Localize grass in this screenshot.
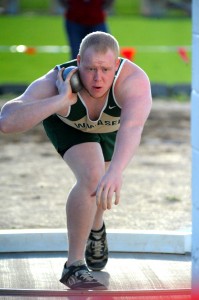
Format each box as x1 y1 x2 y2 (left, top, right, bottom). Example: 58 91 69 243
0 12 191 85
110 16 191 84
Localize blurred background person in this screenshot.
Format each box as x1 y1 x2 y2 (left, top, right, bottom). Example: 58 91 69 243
58 0 115 59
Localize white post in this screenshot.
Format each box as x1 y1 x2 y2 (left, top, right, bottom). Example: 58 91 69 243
191 0 199 298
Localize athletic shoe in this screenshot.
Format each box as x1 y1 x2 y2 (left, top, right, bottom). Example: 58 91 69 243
60 260 106 290
85 223 108 271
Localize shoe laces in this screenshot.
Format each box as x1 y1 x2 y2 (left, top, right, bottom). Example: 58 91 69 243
90 238 105 257
77 269 94 282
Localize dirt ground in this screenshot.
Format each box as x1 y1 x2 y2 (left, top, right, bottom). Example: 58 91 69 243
0 99 191 231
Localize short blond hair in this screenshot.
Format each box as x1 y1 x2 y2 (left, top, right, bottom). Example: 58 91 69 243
79 31 119 58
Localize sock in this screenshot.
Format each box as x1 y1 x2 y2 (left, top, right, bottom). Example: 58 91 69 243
72 260 85 267
66 260 85 268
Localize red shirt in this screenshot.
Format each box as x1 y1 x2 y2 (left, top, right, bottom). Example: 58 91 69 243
64 0 107 25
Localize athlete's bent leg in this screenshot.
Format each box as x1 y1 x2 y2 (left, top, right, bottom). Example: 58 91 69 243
63 142 105 267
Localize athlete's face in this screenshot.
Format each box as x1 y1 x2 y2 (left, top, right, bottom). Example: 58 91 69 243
77 47 120 99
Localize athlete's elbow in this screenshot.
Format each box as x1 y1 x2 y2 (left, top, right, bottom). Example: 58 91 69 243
0 119 9 133
0 116 14 134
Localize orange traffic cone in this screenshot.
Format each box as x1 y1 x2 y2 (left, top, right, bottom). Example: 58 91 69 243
120 47 136 61
177 47 189 63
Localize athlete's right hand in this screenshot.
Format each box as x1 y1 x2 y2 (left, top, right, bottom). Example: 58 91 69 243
56 68 78 114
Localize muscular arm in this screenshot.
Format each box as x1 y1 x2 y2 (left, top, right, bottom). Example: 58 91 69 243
110 72 152 173
96 63 152 209
0 68 76 133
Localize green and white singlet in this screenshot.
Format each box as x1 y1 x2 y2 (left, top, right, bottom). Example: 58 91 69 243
43 58 126 160
56 58 125 133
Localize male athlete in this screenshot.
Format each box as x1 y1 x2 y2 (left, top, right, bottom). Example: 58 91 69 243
0 32 152 290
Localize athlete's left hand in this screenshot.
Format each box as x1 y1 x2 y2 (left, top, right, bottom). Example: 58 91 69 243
95 170 122 210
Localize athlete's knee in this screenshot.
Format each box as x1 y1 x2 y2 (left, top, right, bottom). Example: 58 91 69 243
82 164 105 190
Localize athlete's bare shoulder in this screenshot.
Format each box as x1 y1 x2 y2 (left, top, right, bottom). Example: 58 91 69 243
116 59 149 87
114 59 151 107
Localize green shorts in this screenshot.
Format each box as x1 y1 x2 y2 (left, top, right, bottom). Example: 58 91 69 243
43 114 117 161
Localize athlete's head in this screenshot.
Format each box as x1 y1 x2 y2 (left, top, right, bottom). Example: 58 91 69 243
78 31 120 59
77 32 120 99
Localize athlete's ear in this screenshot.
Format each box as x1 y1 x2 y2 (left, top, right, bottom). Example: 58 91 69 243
77 54 81 67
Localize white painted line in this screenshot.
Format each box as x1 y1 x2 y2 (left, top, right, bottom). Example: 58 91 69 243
0 45 192 53
0 229 191 254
